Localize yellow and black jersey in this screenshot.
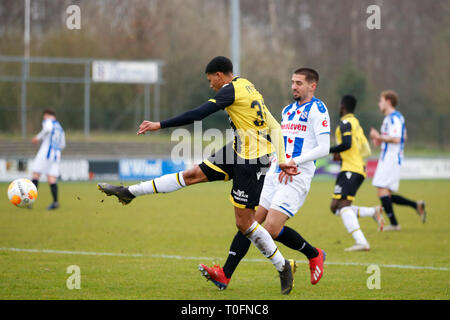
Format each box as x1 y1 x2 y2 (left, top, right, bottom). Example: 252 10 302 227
160 76 285 164
209 77 285 162
331 113 371 177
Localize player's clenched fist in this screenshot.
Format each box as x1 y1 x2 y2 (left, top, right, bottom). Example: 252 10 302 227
137 120 161 135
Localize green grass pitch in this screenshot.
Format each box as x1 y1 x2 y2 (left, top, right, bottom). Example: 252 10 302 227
0 179 449 300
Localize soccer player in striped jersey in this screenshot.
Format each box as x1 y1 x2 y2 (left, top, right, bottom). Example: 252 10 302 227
98 56 299 294
370 90 426 231
199 68 329 290
329 95 384 252
31 109 66 210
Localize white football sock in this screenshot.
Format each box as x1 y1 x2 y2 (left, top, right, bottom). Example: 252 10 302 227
244 221 286 272
128 172 186 196
340 206 369 246
351 206 376 218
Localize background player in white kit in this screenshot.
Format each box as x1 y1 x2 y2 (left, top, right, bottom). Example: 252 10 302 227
199 68 330 289
31 109 66 210
370 91 426 231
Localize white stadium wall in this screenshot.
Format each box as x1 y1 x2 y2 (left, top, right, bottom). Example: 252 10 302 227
0 158 449 182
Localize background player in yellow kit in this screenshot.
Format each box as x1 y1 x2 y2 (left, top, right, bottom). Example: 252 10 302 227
330 95 385 252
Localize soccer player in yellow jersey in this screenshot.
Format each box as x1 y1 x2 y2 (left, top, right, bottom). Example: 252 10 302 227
329 95 385 252
98 56 298 294
200 68 329 291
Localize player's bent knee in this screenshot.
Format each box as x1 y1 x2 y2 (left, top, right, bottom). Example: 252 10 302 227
234 211 255 234
235 220 250 234
337 199 352 209
182 165 208 185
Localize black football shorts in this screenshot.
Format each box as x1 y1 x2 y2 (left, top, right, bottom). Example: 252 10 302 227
199 142 270 209
332 171 365 201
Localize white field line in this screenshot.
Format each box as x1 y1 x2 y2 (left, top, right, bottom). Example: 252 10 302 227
1 247 449 272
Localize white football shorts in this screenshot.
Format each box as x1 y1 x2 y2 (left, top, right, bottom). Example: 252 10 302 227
31 156 60 177
259 171 312 218
372 157 401 192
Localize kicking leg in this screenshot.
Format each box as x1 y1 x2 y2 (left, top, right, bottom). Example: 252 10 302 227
128 164 205 195
98 164 207 205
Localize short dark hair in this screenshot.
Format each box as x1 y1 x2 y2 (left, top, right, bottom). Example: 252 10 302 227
381 90 399 107
341 95 357 113
294 68 319 84
43 108 56 117
205 56 233 74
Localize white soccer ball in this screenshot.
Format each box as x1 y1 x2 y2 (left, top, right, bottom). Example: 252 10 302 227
7 178 38 208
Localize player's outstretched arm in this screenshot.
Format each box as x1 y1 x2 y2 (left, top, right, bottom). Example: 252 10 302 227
293 133 330 166
136 101 222 135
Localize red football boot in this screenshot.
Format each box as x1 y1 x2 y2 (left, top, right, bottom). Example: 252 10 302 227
309 248 326 285
198 264 230 290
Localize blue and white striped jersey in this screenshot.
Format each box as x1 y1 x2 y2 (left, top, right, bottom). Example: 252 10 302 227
379 110 405 165
35 119 66 162
270 96 330 174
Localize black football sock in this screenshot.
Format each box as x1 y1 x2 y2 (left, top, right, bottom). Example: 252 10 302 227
380 195 398 226
391 194 417 209
50 183 58 203
275 226 319 259
222 231 251 279
32 179 39 189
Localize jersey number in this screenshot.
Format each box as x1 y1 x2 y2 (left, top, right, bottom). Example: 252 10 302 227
251 100 266 126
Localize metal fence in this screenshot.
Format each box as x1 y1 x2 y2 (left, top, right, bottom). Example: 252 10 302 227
0 55 164 137
0 55 449 151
